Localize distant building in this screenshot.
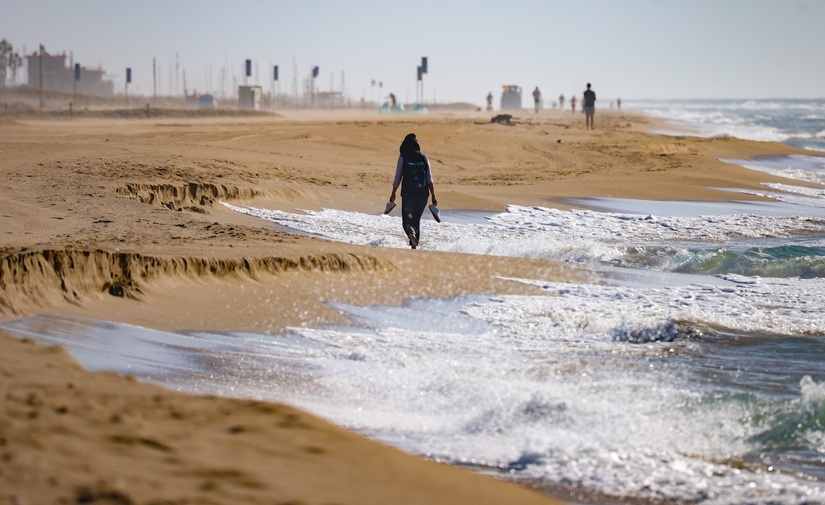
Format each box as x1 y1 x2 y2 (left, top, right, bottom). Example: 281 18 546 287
315 91 346 108
238 85 263 110
25 51 114 96
198 94 217 109
500 84 522 110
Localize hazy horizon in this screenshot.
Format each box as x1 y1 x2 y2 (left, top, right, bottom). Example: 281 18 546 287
2 0 824 106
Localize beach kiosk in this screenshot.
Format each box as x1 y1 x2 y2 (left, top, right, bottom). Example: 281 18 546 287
238 85 263 110
500 84 522 110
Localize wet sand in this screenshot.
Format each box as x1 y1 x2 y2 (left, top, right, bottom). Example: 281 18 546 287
1 105 820 505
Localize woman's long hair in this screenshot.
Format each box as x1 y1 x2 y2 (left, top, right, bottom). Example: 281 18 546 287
399 133 420 159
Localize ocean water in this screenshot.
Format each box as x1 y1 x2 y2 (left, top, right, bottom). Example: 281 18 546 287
627 98 825 152
5 102 825 504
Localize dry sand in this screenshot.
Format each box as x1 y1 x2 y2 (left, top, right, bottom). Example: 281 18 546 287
1 105 820 505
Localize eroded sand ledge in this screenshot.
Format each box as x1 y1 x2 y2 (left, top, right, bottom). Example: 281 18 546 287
1 108 822 505
0 248 389 315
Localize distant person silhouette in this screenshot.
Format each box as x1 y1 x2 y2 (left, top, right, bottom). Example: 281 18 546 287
532 86 542 113
570 96 576 113
583 83 596 129
559 93 565 110
617 97 622 111
487 91 493 111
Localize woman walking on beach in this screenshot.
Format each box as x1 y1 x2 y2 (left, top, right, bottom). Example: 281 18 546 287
389 133 437 249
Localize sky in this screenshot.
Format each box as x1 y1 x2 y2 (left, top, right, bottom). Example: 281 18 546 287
2 0 824 106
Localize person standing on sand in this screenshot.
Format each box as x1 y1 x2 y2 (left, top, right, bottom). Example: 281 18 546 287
583 82 596 129
559 93 565 110
389 133 437 249
486 91 493 110
571 95 576 113
532 86 542 113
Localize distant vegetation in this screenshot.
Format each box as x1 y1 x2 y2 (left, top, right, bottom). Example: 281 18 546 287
0 39 24 90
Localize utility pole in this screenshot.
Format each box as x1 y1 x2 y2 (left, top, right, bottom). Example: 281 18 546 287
38 44 44 109
418 56 428 105
175 53 179 96
72 63 79 119
340 71 346 108
73 63 79 99
311 66 319 107
152 57 157 104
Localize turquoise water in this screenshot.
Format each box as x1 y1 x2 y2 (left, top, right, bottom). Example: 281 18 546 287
600 239 825 278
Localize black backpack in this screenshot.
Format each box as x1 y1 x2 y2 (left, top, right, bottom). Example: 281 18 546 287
401 154 429 196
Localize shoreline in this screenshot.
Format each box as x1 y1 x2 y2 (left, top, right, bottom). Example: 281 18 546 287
1 107 822 505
